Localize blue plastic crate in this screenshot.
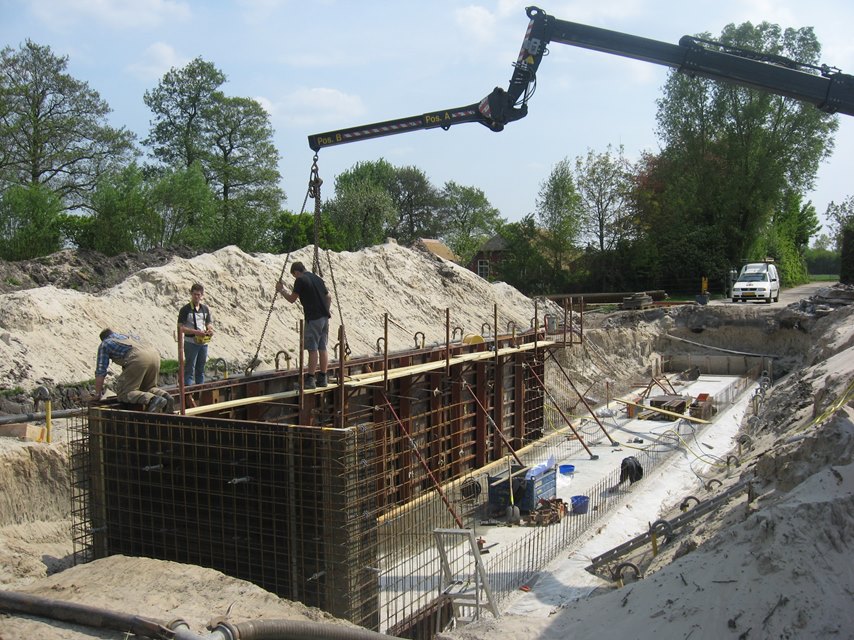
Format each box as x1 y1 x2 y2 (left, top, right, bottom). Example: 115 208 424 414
488 465 557 512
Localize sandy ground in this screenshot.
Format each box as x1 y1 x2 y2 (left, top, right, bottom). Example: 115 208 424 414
0 244 852 639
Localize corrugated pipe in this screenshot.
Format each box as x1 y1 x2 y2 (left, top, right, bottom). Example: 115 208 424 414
0 589 405 640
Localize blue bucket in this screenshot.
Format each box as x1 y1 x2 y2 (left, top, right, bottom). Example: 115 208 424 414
571 495 590 514
559 464 575 476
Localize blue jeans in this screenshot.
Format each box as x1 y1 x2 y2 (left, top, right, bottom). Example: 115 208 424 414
183 339 208 386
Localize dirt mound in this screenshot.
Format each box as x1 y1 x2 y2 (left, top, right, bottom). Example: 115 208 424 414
0 247 202 295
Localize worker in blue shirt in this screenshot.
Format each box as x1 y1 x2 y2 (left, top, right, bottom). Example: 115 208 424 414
94 328 172 412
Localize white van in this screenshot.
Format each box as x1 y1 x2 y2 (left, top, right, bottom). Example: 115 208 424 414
732 262 780 303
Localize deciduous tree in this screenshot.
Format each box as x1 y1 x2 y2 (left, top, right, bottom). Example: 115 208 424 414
647 21 837 286
0 183 63 260
0 41 136 211
438 181 503 264
143 57 225 171
536 158 581 274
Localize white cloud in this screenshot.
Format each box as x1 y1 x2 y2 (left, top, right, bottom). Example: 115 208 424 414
126 42 189 80
455 5 499 44
274 87 366 127
254 95 275 116
28 0 191 30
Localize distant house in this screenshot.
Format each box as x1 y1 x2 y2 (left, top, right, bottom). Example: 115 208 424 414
468 234 507 280
414 238 461 263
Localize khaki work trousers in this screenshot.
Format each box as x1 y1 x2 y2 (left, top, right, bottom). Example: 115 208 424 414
114 346 167 408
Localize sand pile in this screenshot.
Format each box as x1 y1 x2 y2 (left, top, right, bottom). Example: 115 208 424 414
0 243 554 394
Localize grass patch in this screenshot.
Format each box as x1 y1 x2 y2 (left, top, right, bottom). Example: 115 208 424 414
809 274 838 282
0 386 25 398
160 359 180 375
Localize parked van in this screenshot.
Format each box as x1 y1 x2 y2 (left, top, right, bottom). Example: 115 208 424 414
732 262 780 303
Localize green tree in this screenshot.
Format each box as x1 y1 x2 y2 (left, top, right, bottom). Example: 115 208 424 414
143 57 225 171
0 40 136 210
330 159 440 247
149 163 216 248
269 211 341 253
825 196 854 252
205 94 283 250
86 165 161 255
438 181 503 264
648 21 837 285
574 145 636 290
536 158 581 275
811 234 832 251
804 244 839 275
749 192 819 286
324 182 396 251
387 165 441 244
0 183 63 260
334 159 397 195
496 216 554 295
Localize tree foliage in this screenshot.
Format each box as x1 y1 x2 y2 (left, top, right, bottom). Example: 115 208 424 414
0 183 63 260
535 158 581 274
144 58 283 251
438 181 502 264
496 216 555 295
269 211 342 254
143 57 225 171
635 21 838 290
0 40 136 211
150 163 217 249
329 159 443 249
324 181 397 251
574 145 636 290
386 165 442 244
84 165 162 255
825 195 854 252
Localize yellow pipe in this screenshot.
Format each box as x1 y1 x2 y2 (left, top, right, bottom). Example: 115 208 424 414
45 399 52 443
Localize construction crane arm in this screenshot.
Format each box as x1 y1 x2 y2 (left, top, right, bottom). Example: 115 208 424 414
525 6 854 117
308 6 854 151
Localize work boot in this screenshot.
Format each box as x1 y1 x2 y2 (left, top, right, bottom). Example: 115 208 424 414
304 374 316 390
146 396 168 413
315 372 328 387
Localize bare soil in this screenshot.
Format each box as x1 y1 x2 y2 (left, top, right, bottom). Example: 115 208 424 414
0 246 852 640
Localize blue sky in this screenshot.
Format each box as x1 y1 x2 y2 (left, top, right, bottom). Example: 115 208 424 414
3 0 853 236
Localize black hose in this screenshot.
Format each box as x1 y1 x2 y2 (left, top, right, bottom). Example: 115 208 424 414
0 589 169 637
229 618 406 639
0 589 407 640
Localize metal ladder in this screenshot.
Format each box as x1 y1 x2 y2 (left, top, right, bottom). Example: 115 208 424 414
433 528 499 630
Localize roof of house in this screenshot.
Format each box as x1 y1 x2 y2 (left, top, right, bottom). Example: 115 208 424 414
477 234 508 252
416 238 461 263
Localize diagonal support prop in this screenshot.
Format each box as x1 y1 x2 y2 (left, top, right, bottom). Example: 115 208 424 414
525 364 599 460
381 391 465 529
